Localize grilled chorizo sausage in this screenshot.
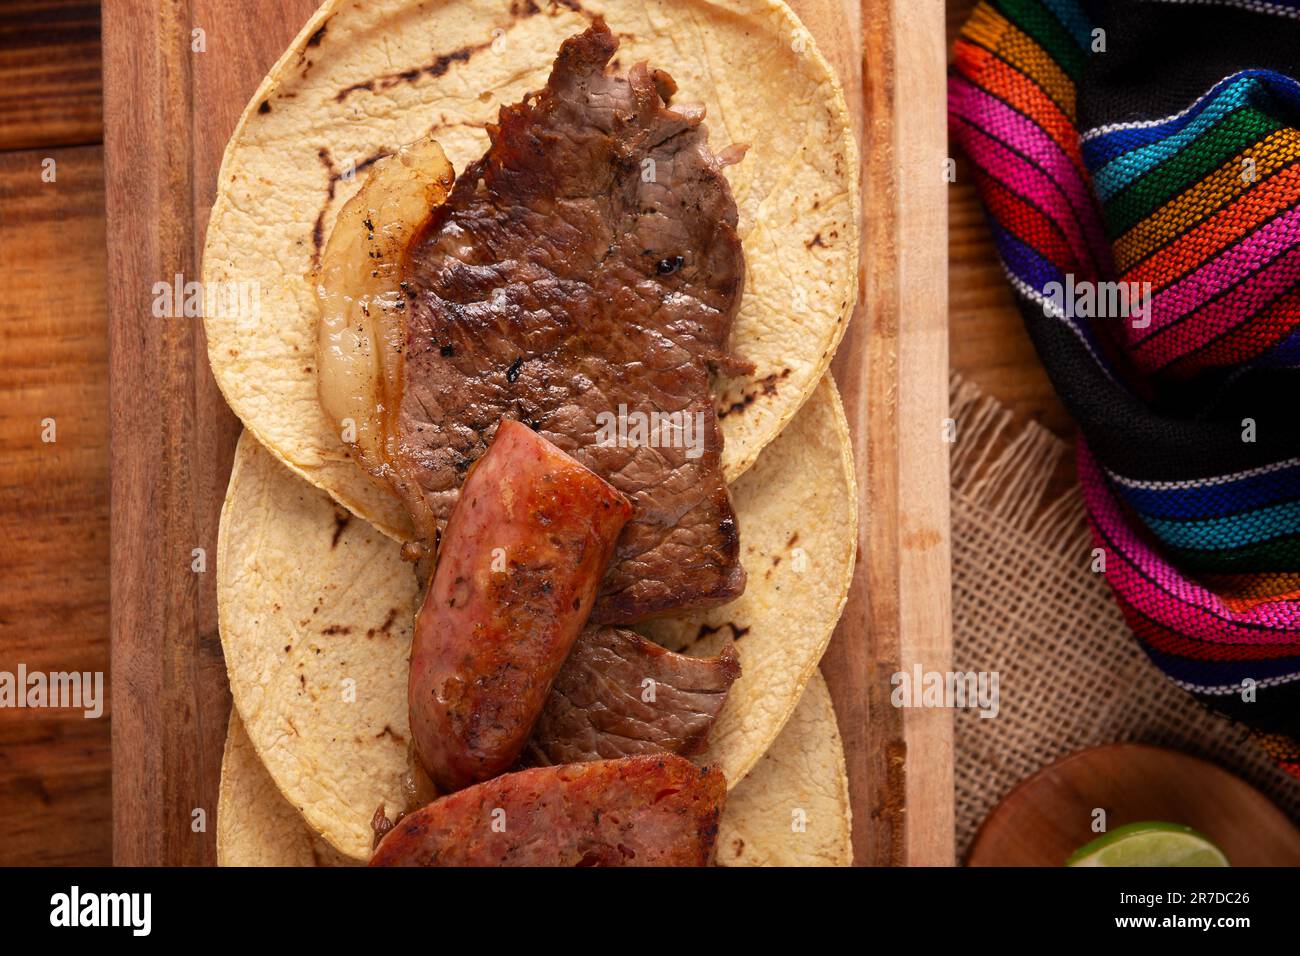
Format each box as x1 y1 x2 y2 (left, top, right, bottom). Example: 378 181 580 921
409 418 632 791
370 754 725 866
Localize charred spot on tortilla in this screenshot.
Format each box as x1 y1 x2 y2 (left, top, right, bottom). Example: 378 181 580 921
696 621 751 643
717 368 793 419
330 504 351 547
365 607 401 639
335 43 489 103
376 724 404 744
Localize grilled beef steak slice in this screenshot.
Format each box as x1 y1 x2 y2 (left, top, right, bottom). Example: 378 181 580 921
527 626 740 765
370 755 725 867
398 19 748 624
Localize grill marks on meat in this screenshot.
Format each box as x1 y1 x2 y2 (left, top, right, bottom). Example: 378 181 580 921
369 755 725 867
528 626 740 765
398 19 748 624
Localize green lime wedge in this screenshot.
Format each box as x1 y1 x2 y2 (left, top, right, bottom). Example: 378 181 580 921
1066 822 1230 867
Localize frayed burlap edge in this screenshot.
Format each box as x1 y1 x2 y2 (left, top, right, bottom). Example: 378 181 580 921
950 373 1300 859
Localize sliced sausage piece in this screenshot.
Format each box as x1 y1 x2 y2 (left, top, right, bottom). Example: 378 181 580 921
409 418 632 792
370 754 725 866
525 626 740 765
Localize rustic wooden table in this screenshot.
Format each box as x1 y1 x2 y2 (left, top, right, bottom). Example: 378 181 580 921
0 0 110 865
0 0 1061 865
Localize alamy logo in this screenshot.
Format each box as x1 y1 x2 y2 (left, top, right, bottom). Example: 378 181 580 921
1041 274 1152 329
890 665 1000 718
50 886 151 936
0 665 103 718
151 273 260 320
594 405 707 460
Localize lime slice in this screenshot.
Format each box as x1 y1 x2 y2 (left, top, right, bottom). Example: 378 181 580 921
1067 822 1230 867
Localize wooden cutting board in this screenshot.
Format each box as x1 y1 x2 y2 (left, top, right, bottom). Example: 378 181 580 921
968 744 1300 866
103 0 950 865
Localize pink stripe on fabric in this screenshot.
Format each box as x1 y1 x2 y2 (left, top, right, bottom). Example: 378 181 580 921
1133 205 1300 340
950 78 1096 204
955 116 1108 278
1131 241 1300 369
1077 440 1300 638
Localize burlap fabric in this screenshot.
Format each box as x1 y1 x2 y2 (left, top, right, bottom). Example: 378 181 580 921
951 375 1300 859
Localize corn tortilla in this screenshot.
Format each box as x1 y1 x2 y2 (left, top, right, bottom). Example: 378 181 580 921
217 374 855 858
202 0 859 541
218 672 851 866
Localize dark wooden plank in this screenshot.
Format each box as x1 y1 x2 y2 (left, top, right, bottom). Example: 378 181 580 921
0 1 102 151
104 0 222 867
104 0 323 866
0 145 111 865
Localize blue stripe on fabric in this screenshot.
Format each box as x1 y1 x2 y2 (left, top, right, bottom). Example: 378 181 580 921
1143 643 1300 689
1115 460 1300 519
988 218 1070 291
1250 323 1300 368
1140 498 1300 552
1093 81 1261 200
1082 70 1300 169
988 219 1117 374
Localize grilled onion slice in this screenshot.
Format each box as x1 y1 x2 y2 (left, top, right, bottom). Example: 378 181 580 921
313 135 453 546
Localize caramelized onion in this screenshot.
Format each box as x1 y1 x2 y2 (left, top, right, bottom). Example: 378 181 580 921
313 135 453 544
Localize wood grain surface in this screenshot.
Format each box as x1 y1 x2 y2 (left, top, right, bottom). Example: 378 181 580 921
0 145 111 866
97 0 955 865
968 744 1300 867
103 0 300 868
0 0 110 868
827 0 953 865
0 1 103 151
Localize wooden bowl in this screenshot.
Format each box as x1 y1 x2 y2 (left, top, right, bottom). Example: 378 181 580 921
967 743 1300 866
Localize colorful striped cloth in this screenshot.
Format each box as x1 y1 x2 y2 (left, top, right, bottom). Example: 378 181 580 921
951 0 1300 778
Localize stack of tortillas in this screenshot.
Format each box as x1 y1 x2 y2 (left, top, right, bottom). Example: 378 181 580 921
205 0 860 866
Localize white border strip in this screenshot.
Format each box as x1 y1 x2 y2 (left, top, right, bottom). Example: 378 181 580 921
1081 70 1252 142
1173 668 1300 695
1003 268 1121 385
1146 0 1300 22
1106 456 1300 491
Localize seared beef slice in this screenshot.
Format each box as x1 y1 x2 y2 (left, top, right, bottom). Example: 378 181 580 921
399 20 747 623
530 626 740 764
